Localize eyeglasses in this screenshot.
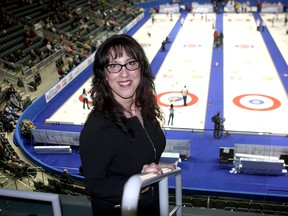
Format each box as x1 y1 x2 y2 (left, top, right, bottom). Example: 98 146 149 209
106 61 140 73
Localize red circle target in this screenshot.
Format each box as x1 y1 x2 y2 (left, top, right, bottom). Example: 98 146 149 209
233 94 281 111
156 91 198 107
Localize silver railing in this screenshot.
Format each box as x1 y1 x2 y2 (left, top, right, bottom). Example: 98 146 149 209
121 167 182 216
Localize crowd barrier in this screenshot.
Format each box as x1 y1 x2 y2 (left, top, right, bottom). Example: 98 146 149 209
34 146 72 154
231 144 288 176
261 2 284 13
159 3 180 13
192 3 213 13
31 129 190 162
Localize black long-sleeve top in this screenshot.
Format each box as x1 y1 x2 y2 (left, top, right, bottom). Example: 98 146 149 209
79 111 166 215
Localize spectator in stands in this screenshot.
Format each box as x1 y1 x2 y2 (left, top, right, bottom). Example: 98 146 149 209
17 78 24 88
43 35 49 46
84 39 92 52
46 41 54 54
3 101 20 119
57 66 67 77
73 55 81 66
27 59 35 68
59 34 65 43
60 169 74 185
0 109 16 125
93 19 101 28
9 94 22 111
30 49 38 61
28 27 36 37
52 36 58 44
0 111 15 133
80 21 90 32
22 96 32 110
65 32 72 41
67 43 73 53
7 53 17 63
73 31 83 43
68 58 75 71
16 49 25 60
0 143 8 161
24 37 31 47
7 155 27 171
34 73 42 86
39 51 47 60
79 34 175 215
5 84 17 101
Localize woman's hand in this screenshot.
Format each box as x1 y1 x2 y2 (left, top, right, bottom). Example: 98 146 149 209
140 162 176 194
140 162 162 194
141 162 163 175
159 162 176 170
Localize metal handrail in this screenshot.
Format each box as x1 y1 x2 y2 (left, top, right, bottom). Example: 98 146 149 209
121 167 182 216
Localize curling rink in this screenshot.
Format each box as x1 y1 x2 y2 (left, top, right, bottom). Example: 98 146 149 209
45 12 288 135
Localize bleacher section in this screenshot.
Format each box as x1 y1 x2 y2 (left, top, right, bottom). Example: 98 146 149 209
0 133 37 179
0 0 143 88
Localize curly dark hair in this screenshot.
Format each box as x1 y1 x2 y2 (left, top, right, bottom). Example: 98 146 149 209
89 34 164 133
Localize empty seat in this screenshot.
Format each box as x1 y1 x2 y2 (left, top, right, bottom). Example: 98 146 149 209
274 204 287 215
213 200 226 209
169 195 175 205
262 203 275 214
191 197 203 208
249 202 262 213
225 200 238 211
182 196 192 207
237 201 250 212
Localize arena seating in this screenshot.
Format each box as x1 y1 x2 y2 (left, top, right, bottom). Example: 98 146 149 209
0 0 141 87
0 133 37 179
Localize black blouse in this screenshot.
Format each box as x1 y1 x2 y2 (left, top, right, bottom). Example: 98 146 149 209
79 111 165 215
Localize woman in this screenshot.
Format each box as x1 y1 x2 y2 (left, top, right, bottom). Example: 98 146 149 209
79 34 174 215
82 88 89 109
167 104 174 126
